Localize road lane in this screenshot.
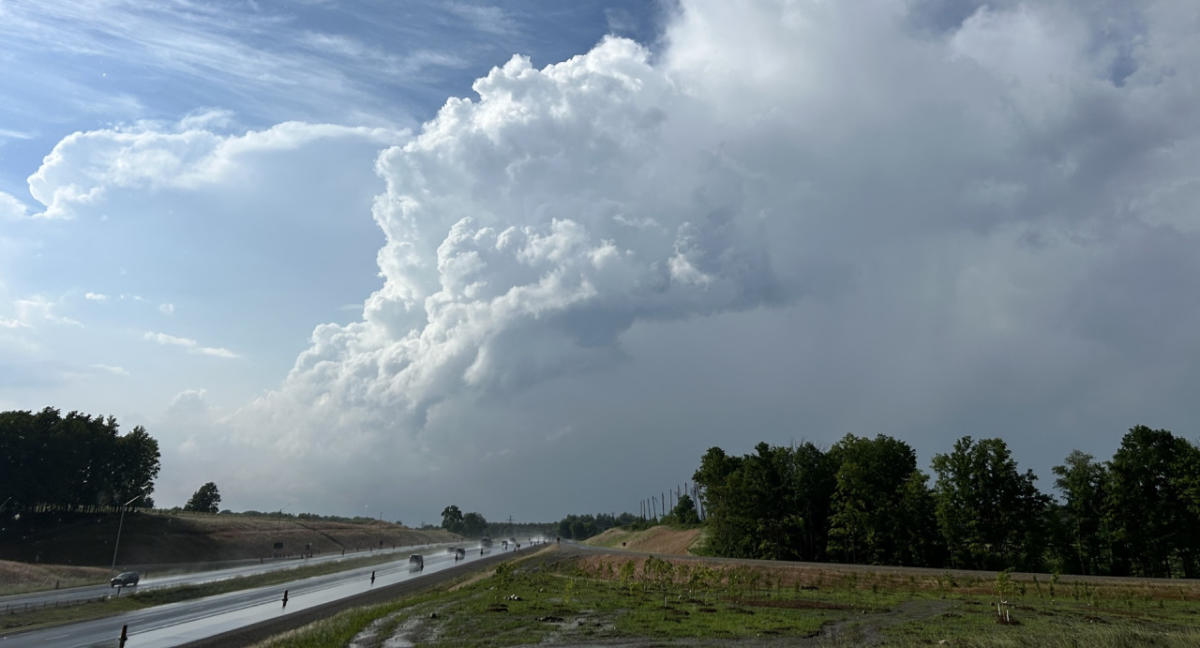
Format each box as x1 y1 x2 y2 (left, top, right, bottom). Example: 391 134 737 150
1 543 543 648
0 543 448 610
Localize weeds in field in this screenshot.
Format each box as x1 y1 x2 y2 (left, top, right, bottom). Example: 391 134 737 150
251 551 1200 647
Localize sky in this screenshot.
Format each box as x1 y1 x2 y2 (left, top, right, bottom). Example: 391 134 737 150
2 0 1199 526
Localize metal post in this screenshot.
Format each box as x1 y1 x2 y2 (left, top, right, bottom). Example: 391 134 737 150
110 495 142 571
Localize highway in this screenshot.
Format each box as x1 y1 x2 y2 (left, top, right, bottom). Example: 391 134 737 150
1 542 540 647
0 543 444 610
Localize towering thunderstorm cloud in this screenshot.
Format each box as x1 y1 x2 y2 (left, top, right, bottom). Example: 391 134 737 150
94 0 1196 516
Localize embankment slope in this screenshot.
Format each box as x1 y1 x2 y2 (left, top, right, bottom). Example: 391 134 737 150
0 511 459 567
584 525 704 555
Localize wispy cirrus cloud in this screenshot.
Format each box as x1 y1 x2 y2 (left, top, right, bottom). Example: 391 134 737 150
14 296 82 328
143 330 239 359
90 363 130 376
0 128 35 140
443 3 519 36
84 292 108 301
0 0 478 130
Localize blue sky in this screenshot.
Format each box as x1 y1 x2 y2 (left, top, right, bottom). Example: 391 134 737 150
3 0 1200 525
0 0 661 410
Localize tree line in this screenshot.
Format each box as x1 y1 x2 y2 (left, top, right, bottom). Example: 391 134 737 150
0 407 161 510
440 505 557 539
441 504 489 536
556 512 641 540
693 426 1200 578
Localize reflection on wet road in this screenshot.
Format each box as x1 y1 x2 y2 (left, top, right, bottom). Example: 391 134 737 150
2 542 536 648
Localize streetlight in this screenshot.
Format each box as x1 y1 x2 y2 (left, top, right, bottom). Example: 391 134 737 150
110 494 142 572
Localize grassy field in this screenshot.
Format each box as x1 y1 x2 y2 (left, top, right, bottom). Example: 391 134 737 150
249 547 1200 647
0 550 429 634
0 510 458 567
584 525 706 554
0 560 110 596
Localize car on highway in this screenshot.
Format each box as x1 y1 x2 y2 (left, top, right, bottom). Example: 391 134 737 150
408 554 423 569
110 571 140 588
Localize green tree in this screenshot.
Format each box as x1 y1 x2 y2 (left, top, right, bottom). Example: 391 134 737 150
827 434 933 566
184 482 221 513
668 493 701 525
461 511 488 536
895 470 944 567
931 437 1049 571
1052 450 1110 575
109 425 161 505
1106 426 1200 577
441 505 464 533
0 408 161 510
692 446 751 556
740 442 802 560
787 442 837 561
692 442 836 561
693 446 741 517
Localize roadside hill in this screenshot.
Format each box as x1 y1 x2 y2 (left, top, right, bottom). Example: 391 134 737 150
0 560 111 595
584 525 704 555
0 511 459 567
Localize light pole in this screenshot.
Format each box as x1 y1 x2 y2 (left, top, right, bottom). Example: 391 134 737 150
110 494 142 572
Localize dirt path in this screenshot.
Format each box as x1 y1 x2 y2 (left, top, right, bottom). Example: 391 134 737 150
816 598 953 646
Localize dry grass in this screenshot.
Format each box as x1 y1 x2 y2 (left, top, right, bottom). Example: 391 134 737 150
0 511 460 568
0 560 109 595
585 526 705 554
248 547 1200 648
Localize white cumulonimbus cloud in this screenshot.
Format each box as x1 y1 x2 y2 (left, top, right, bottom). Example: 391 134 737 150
217 0 1200 517
18 0 1200 519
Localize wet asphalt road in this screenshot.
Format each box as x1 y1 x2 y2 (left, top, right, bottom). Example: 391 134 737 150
2 542 542 647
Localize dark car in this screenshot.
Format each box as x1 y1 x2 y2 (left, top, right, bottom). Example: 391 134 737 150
408 554 424 569
110 571 140 588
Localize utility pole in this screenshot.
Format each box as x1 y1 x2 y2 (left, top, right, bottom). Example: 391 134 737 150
110 494 142 571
